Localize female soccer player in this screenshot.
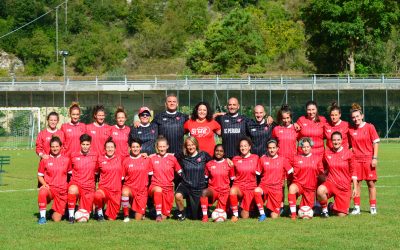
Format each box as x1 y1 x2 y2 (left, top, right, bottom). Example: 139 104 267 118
175 137 212 220
129 107 158 155
148 136 182 222
184 102 221 156
94 138 123 221
317 132 357 217
296 101 327 158
324 102 350 149
61 102 86 156
109 106 130 157
37 136 70 224
348 103 380 215
230 137 260 222
254 139 291 221
86 105 110 156
288 137 324 220
121 138 153 222
67 134 98 223
36 112 65 159
200 144 234 222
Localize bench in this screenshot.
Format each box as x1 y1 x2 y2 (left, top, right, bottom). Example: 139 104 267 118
0 156 10 186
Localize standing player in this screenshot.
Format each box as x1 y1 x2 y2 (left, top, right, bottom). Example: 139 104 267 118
129 107 158 155
94 138 123 221
317 132 357 217
37 136 70 224
288 137 324 220
110 106 130 157
153 94 188 155
230 137 259 222
184 101 221 156
200 144 234 222
67 134 98 223
348 103 380 215
247 105 275 156
148 137 182 222
36 112 65 159
215 97 249 158
324 102 350 149
86 105 110 156
121 138 153 222
61 102 86 156
296 101 327 158
254 139 291 221
175 137 212 220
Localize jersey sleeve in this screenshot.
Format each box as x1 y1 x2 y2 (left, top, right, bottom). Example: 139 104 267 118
229 163 236 180
369 124 380 144
147 158 154 175
38 160 46 176
183 120 190 133
35 131 45 156
317 159 324 175
348 151 357 180
256 157 263 175
283 157 292 174
172 156 182 174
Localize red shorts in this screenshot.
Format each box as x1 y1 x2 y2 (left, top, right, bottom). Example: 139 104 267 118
148 184 174 216
322 181 351 214
96 188 121 220
259 186 282 214
209 188 229 211
294 183 315 208
233 186 255 212
123 185 148 215
355 159 377 181
69 183 95 212
40 187 67 215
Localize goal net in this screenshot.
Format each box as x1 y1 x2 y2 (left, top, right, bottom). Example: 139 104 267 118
0 108 41 149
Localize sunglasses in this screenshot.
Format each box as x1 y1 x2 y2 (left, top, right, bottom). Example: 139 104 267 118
140 113 150 117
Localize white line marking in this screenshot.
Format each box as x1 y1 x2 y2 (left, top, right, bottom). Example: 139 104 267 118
0 188 37 193
380 175 400 178
375 185 400 188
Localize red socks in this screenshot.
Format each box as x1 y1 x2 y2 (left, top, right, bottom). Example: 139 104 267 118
121 196 130 217
67 193 77 210
288 193 297 216
254 192 265 215
230 194 239 217
154 191 162 215
200 197 208 216
38 188 48 211
370 199 376 208
354 196 361 206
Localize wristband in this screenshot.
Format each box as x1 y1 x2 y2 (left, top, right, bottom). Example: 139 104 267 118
372 156 378 160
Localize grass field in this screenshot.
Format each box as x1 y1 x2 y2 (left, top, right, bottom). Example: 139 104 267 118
0 144 399 249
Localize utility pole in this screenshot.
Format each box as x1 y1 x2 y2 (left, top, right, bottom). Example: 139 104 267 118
65 0 68 34
56 6 59 62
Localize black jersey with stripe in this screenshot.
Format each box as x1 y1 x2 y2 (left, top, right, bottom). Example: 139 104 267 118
129 123 158 155
246 119 276 156
176 151 212 190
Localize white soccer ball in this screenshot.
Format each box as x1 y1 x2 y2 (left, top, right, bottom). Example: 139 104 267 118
211 208 227 222
75 209 90 223
298 206 313 219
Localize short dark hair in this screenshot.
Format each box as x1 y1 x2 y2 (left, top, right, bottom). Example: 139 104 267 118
236 136 253 154
47 111 59 121
50 135 62 147
128 137 143 147
104 137 116 149
80 134 92 143
331 131 342 139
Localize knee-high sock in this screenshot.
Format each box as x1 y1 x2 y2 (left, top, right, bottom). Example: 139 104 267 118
154 192 162 216
230 194 239 217
254 192 265 215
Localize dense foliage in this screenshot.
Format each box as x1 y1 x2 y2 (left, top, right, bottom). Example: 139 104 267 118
0 0 399 75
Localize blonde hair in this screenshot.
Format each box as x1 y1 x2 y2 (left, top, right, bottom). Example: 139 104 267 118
183 136 199 155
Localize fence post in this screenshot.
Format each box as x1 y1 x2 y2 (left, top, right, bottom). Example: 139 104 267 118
96 76 98 85
124 75 127 86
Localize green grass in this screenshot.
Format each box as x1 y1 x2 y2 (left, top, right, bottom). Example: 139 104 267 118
0 145 400 249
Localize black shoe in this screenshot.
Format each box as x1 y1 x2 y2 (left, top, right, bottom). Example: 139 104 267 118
177 213 186 222
98 214 105 222
328 202 334 215
320 211 329 218
69 216 75 224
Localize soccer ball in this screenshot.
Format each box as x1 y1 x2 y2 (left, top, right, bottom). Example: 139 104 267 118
298 206 313 219
211 208 227 222
75 209 90 222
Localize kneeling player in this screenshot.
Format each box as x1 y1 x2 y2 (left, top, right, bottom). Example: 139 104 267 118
37 136 70 224
121 138 153 222
148 137 182 222
317 132 357 217
67 134 98 223
94 138 123 221
200 144 234 222
230 137 260 222
254 139 291 221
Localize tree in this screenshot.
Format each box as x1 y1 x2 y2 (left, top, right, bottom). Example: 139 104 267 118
302 0 399 74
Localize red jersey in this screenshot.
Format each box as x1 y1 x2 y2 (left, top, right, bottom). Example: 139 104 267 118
69 151 98 191
349 122 380 160
232 154 259 191
324 147 356 192
272 124 298 162
38 154 70 192
150 154 182 189
257 155 291 191
86 123 111 156
109 125 130 157
184 119 221 156
36 128 65 156
324 120 350 149
97 155 123 193
297 116 327 156
292 154 324 191
61 122 86 156
205 159 234 193
123 155 153 191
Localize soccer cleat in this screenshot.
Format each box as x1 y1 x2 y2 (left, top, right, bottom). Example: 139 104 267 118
279 207 285 216
38 217 47 225
370 207 377 215
177 214 186 222
231 216 239 223
320 211 329 218
69 216 75 224
201 216 208 223
291 215 297 221
123 216 130 223
258 214 267 222
351 207 361 215
97 214 105 222
156 215 163 222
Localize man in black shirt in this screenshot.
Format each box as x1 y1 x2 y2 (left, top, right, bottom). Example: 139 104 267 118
247 105 275 156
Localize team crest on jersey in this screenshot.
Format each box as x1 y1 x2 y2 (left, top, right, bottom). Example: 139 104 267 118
197 157 202 163
176 117 180 120
237 118 242 123
264 127 269 131
151 130 155 133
